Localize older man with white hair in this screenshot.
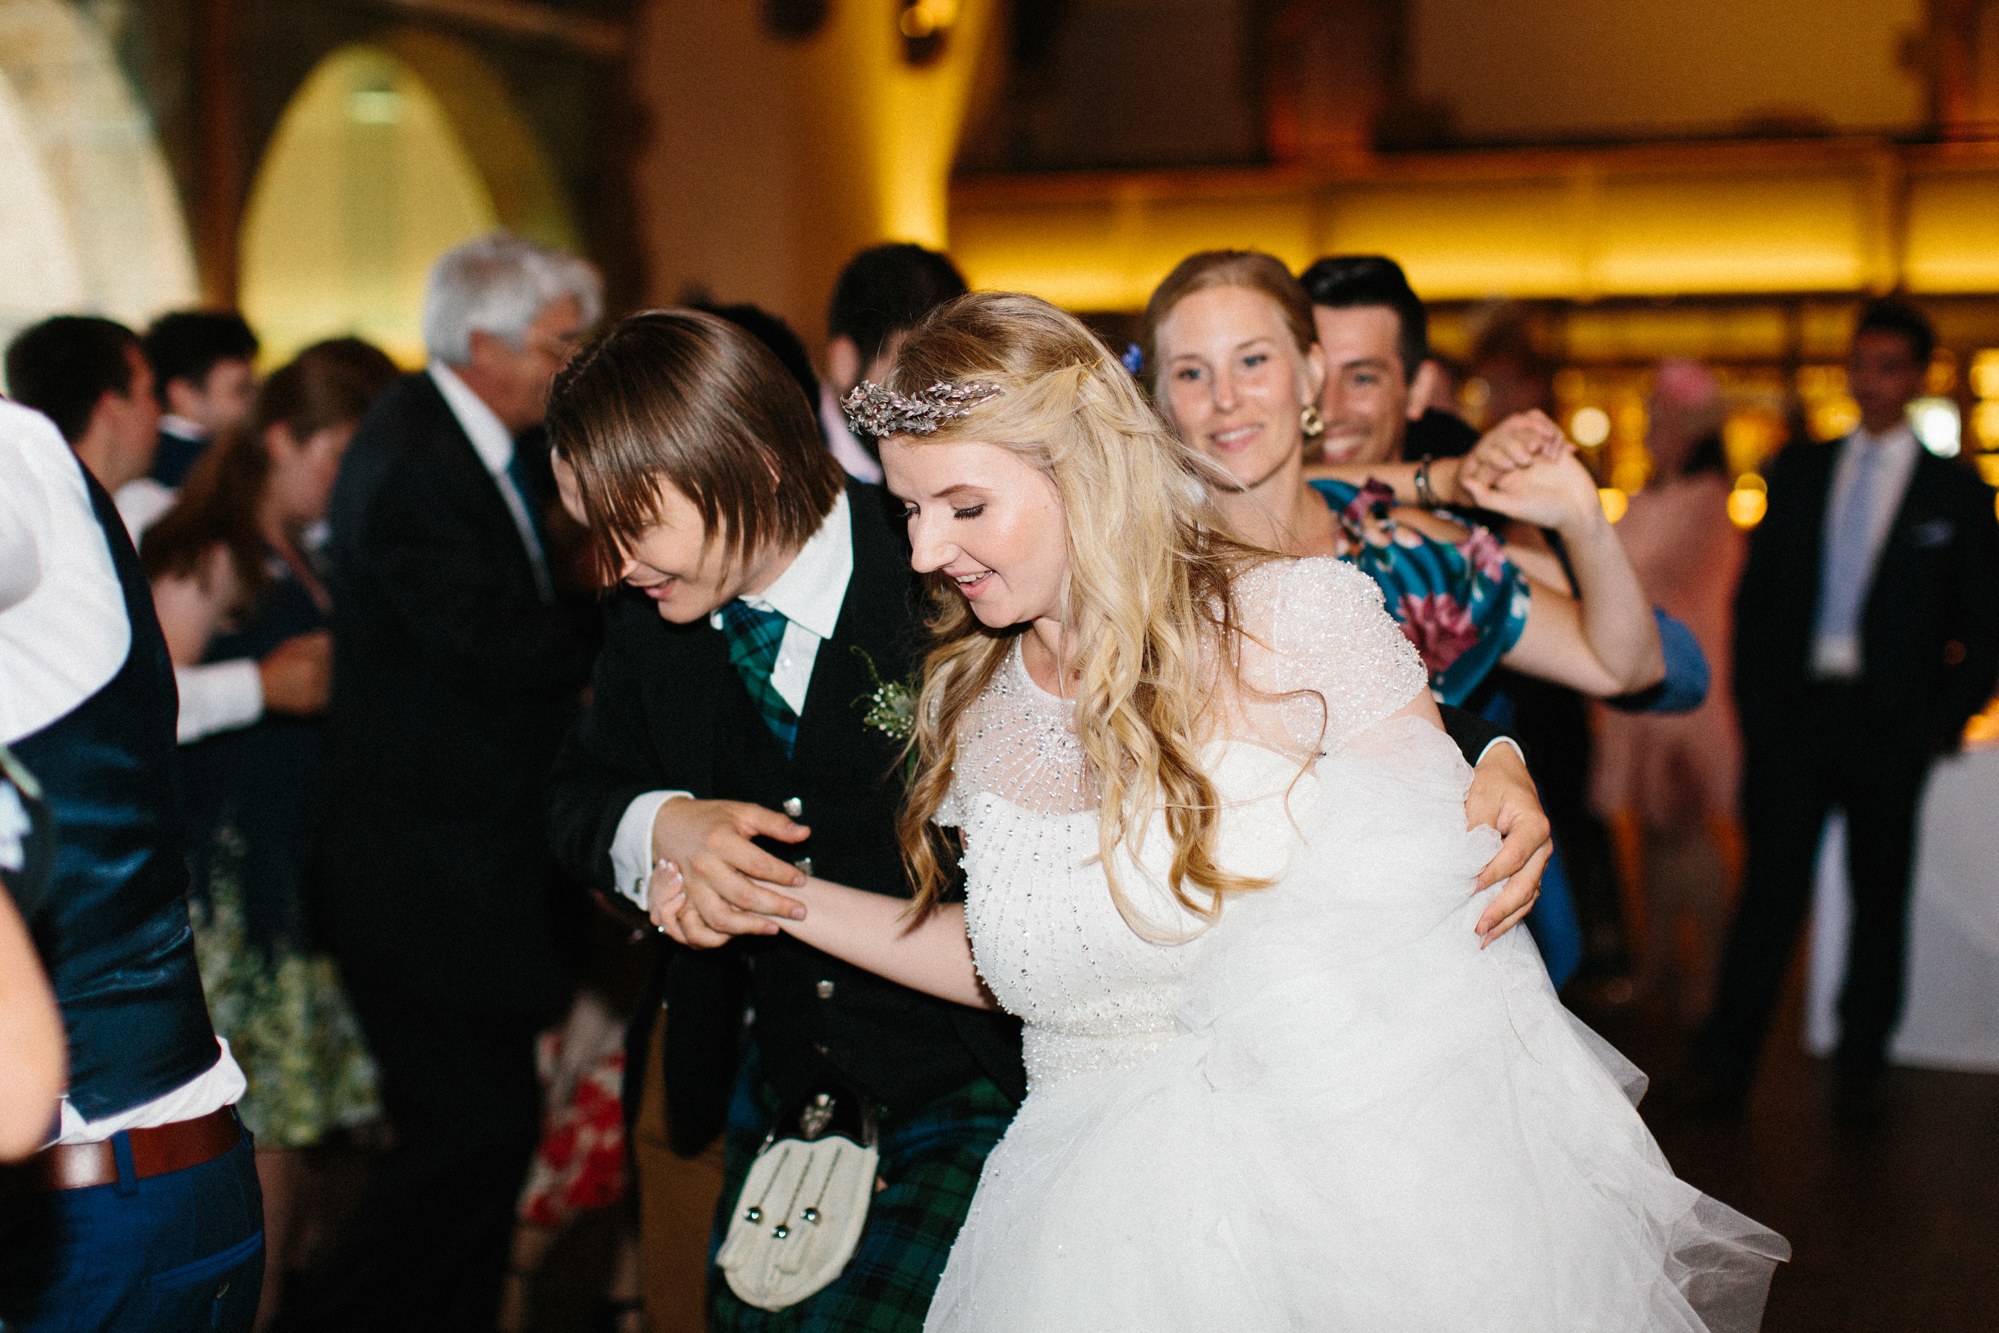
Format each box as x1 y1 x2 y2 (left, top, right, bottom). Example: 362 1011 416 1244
301 233 604 1332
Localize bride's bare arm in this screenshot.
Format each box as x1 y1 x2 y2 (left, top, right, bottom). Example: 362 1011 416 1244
652 861 997 1010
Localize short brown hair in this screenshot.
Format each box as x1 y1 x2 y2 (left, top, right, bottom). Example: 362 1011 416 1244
545 309 843 584
1139 250 1317 397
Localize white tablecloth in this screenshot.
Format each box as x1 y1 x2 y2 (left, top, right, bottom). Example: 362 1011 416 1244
1807 745 1999 1070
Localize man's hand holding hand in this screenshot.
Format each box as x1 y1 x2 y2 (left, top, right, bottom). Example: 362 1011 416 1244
1464 742 1553 947
648 798 809 947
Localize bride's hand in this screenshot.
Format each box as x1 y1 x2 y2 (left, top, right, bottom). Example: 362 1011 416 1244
1462 743 1552 946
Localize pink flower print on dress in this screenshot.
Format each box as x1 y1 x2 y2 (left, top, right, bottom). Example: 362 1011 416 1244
1396 591 1481 675
1457 526 1507 582
1340 480 1400 548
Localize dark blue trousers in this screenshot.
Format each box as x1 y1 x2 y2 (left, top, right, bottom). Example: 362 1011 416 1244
0 1123 264 1332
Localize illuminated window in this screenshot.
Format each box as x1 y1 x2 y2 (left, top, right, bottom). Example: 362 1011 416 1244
238 38 579 366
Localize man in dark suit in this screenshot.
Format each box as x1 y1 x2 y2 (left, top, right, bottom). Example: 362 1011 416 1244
302 233 602 1331
1699 298 1999 1118
139 310 258 488
543 309 1555 1331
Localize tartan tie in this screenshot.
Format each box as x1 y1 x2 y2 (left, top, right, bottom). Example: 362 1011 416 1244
717 600 799 758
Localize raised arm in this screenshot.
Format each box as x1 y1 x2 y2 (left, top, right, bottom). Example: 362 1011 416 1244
1303 410 1568 508
1465 455 1664 697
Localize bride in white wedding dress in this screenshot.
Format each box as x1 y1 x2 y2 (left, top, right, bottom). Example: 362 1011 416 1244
656 292 1788 1331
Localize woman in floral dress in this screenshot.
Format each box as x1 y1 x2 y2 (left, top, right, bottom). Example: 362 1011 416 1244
141 339 398 1331
1142 250 1664 708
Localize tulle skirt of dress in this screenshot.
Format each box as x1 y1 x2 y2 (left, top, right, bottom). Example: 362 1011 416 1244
927 720 1787 1332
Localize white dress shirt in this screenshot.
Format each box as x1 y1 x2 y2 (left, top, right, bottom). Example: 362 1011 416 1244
114 476 175 539
429 362 554 601
610 491 855 909
159 413 208 443
0 400 244 1145
1812 423 1920 678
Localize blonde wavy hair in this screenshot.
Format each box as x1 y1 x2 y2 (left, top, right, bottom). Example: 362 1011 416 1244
890 292 1280 924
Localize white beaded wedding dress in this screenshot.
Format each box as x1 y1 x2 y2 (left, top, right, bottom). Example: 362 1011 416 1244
925 557 1786 1332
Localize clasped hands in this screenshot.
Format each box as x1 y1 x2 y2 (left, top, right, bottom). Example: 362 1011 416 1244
1442 411 1600 535
642 748 1551 951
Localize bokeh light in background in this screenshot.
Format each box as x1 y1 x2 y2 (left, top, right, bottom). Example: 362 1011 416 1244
1910 396 1962 458
1570 405 1612 446
1728 473 1769 529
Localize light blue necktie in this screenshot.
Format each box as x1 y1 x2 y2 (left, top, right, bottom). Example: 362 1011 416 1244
1815 440 1886 646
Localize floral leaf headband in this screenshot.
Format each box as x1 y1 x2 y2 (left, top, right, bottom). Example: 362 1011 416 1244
841 379 1002 438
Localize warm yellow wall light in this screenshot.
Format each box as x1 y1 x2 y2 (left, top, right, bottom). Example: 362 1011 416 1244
239 46 499 366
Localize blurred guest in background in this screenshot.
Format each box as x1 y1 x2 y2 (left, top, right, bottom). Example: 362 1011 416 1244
300 232 602 1332
819 243 968 482
1699 299 1999 1119
1589 360 1746 1024
4 315 164 535
700 301 824 419
1469 306 1557 430
142 311 261 488
141 338 399 1331
0 398 263 1331
4 314 344 752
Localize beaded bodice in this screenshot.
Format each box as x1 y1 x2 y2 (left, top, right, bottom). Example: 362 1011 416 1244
938 558 1430 1091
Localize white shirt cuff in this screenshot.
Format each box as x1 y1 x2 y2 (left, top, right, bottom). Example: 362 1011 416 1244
610 790 692 910
175 660 264 743
1476 736 1526 767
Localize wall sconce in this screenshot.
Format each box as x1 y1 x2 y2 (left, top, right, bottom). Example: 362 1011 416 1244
899 0 957 65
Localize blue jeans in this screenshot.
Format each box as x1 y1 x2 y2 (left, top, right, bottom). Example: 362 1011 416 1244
0 1120 264 1332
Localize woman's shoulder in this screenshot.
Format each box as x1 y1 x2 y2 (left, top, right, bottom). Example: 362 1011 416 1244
1233 554 1387 616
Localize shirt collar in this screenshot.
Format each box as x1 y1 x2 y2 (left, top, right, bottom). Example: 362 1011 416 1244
1851 421 1916 455
428 363 514 475
159 414 208 442
718 490 853 641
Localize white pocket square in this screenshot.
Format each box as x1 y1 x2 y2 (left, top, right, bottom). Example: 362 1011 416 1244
1908 519 1955 547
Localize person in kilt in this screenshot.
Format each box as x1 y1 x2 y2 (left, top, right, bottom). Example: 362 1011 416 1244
543 308 1549 1331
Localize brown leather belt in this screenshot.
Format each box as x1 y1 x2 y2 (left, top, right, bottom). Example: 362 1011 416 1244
0 1107 241 1197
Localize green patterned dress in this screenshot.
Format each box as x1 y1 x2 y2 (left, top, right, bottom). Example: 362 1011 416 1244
180 556 378 1146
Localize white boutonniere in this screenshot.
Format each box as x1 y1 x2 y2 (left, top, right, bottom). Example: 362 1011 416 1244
852 647 916 743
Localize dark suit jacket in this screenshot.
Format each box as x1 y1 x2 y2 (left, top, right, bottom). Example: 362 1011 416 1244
548 483 1026 1147
313 371 597 1015
1734 434 1999 753
150 426 206 489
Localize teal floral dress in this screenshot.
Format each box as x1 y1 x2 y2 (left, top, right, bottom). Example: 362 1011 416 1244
1309 479 1531 705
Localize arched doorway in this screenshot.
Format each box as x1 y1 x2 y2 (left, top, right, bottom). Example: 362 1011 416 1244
238 32 581 366
0 0 197 345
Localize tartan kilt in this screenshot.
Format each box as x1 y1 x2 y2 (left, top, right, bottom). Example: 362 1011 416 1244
707 1059 1013 1333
